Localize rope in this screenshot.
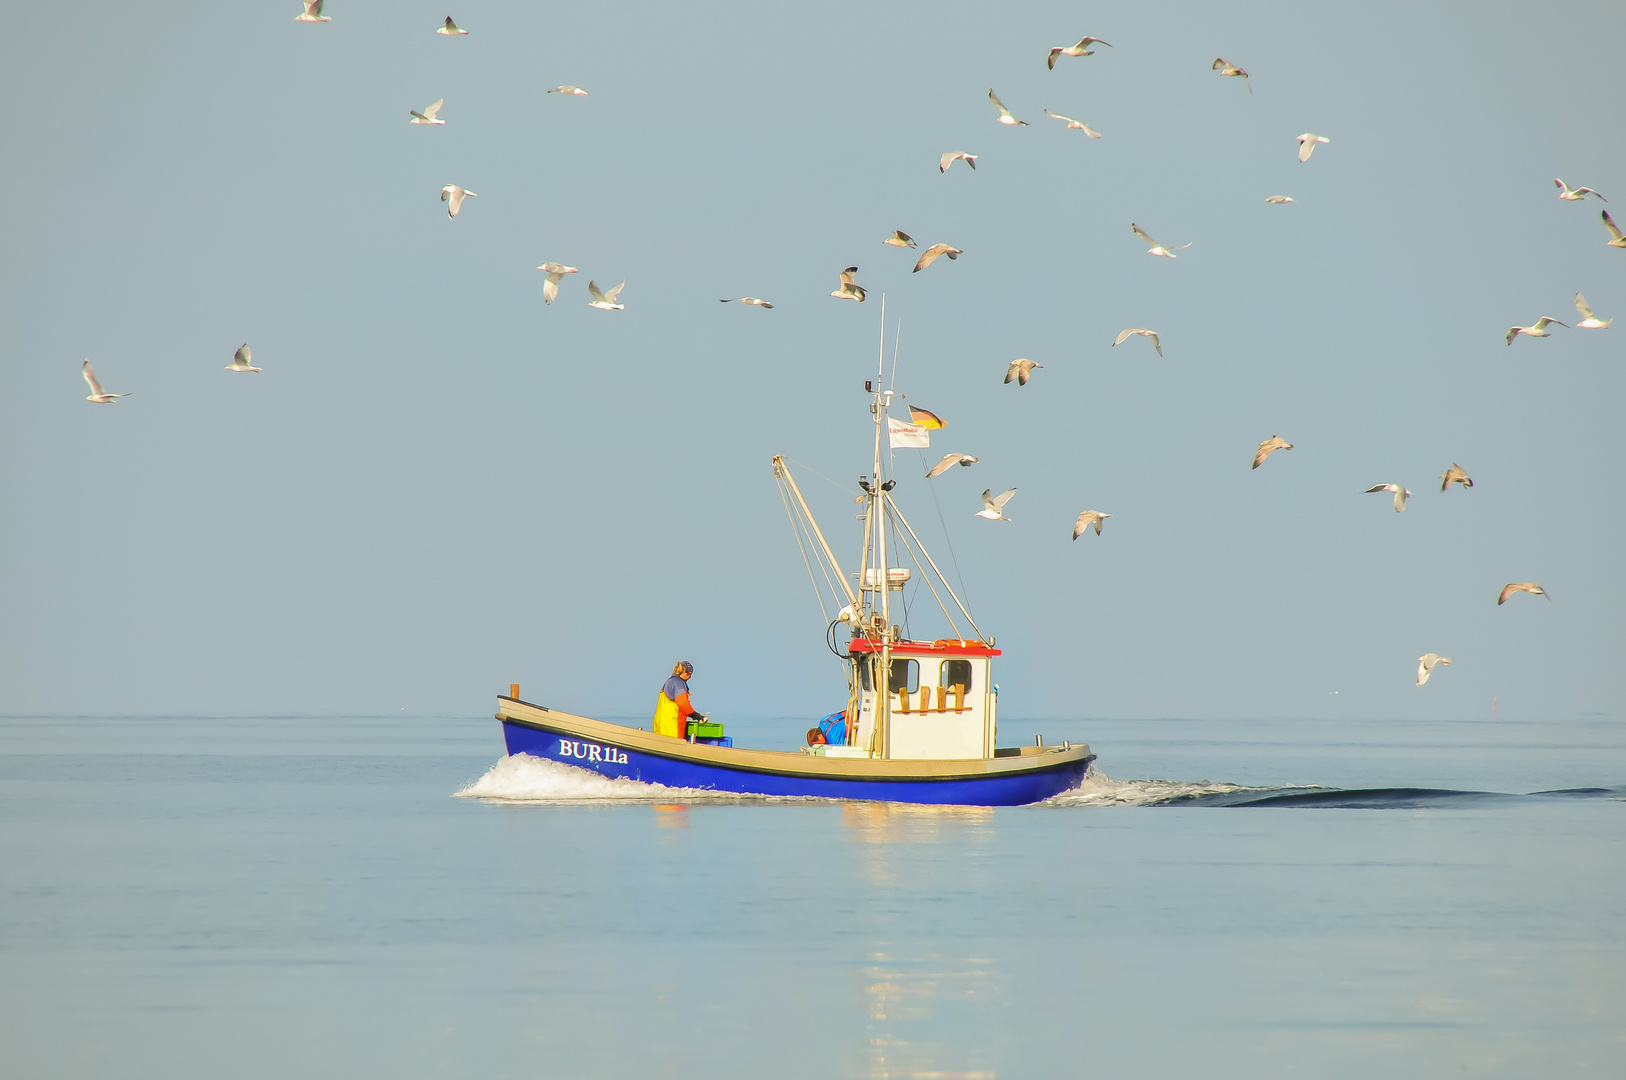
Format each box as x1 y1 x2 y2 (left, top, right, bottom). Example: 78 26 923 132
885 502 961 638
920 450 973 612
778 477 830 627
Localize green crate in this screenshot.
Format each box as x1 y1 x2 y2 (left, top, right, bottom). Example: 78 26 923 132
687 721 725 739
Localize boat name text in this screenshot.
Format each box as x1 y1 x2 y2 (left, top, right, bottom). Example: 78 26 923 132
557 739 629 765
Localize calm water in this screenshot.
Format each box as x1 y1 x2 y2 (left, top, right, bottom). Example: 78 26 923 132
1 713 1622 1079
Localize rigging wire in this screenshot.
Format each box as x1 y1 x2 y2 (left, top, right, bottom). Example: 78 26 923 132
885 501 962 638
777 476 831 627
919 449 974 613
784 456 857 497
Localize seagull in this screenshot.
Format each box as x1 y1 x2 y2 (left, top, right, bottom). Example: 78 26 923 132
225 344 261 373
926 453 978 478
1574 292 1612 329
976 488 1017 521
1113 328 1161 356
1416 653 1451 687
82 360 130 402
719 296 773 308
1365 483 1412 512
1072 510 1110 539
536 262 577 305
1131 223 1191 259
294 0 330 22
1252 435 1292 469
1439 463 1472 491
586 280 625 311
437 16 467 35
1498 582 1550 605
409 99 446 125
1003 359 1042 386
1048 36 1112 68
1555 178 1605 202
1043 110 1102 138
1212 58 1250 92
940 152 977 173
548 86 588 96
1603 210 1626 248
1265 195 1294 204
883 231 916 248
913 244 962 273
1296 133 1330 162
1505 317 1566 345
831 266 866 303
1495 582 1547 608
440 184 476 218
988 88 1028 126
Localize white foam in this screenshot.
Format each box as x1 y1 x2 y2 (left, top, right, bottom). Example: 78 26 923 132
453 753 746 803
1044 768 1255 807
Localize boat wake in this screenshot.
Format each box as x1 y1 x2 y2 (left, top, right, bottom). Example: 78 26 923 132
454 755 1625 809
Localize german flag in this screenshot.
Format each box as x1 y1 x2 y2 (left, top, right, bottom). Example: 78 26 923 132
907 405 946 429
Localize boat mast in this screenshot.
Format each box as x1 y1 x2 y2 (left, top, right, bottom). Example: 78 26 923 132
874 300 892 759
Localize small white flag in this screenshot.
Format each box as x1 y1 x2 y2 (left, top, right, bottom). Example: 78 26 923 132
888 415 930 449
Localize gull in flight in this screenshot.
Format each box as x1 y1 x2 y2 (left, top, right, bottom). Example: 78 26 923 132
1555 178 1605 202
437 16 467 35
548 86 588 97
586 280 625 311
295 0 330 22
1113 327 1161 356
440 184 476 218
1048 36 1112 69
1072 510 1110 539
410 99 445 125
988 89 1028 126
883 231 916 248
1043 110 1102 138
1296 133 1330 162
1003 359 1042 385
719 296 773 308
940 152 977 173
913 244 962 273
1252 435 1292 469
1574 292 1611 329
1265 195 1294 204
1603 211 1626 248
82 360 130 402
536 262 577 305
976 488 1017 522
1212 58 1250 92
831 266 866 303
1416 653 1451 687
926 453 978 479
225 345 261 373
1440 463 1472 491
1365 483 1412 512
1497 582 1549 605
1131 223 1191 258
1505 316 1565 345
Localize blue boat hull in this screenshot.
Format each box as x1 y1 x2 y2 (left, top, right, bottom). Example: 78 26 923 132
500 717 1091 806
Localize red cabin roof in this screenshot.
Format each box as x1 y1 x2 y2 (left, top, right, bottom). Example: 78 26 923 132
847 637 1001 657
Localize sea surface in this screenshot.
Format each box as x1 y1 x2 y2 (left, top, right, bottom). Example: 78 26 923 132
1 712 1621 1079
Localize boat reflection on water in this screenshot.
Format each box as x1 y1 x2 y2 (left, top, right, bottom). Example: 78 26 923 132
653 804 690 829
842 804 1002 1079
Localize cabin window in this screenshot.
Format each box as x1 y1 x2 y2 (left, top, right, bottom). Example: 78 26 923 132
940 659 973 693
888 658 919 694
856 656 874 692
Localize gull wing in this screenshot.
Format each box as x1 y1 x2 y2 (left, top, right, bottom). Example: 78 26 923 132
1212 58 1229 70
987 88 1012 118
1147 331 1162 355
82 360 105 396
1577 187 1607 201
1131 223 1156 246
587 280 606 303
1076 36 1111 48
980 489 996 511
423 99 443 120
602 281 625 304
235 344 252 367
1603 210 1625 241
542 276 560 304
1047 49 1063 70
912 244 961 272
990 487 1017 511
889 230 915 247
839 266 858 286
1113 328 1135 347
1298 138 1316 162
1575 293 1595 319
1364 484 1395 494
1532 317 1567 330
308 0 324 15
443 17 460 32
926 454 963 479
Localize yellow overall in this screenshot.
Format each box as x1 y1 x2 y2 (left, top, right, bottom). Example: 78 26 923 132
652 692 685 739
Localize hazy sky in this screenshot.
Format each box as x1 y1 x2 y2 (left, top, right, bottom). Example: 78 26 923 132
3 0 1623 724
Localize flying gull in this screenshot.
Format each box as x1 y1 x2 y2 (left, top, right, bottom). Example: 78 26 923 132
440 184 476 218
1131 223 1191 258
1574 292 1611 328
1555 178 1605 201
913 244 963 273
988 88 1028 126
1601 210 1626 248
1365 483 1412 512
1048 36 1112 68
1252 436 1292 469
831 266 866 302
225 345 261 373
548 86 588 96
1265 195 1294 204
1416 653 1451 687
1212 58 1250 92
1043 110 1102 138
1072 510 1110 539
1003 359 1042 385
586 280 625 311
1439 463 1472 491
437 16 467 35
82 360 130 402
1505 317 1566 344
940 152 977 174
294 0 330 22
976 488 1017 521
536 262 577 305
409 99 446 125
719 296 773 308
1296 133 1330 162
926 453 978 479
1113 328 1161 356
883 231 916 248
1497 582 1549 605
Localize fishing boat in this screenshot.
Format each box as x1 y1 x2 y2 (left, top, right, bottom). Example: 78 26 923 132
495 335 1093 806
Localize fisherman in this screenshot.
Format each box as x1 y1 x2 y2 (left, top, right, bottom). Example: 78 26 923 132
652 661 706 739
